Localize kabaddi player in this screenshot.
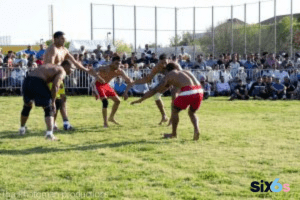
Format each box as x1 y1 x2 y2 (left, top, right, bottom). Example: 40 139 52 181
93 55 133 127
131 63 203 141
123 53 182 125
44 31 105 130
19 61 75 141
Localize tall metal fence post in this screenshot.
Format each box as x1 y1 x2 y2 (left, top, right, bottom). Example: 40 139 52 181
274 0 277 54
175 7 178 56
134 5 137 53
290 0 293 58
231 5 233 54
112 5 115 46
193 7 196 60
212 6 214 58
259 2 261 54
244 4 247 56
155 6 157 54
91 3 93 40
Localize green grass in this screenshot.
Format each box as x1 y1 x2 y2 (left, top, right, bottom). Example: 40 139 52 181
0 96 299 200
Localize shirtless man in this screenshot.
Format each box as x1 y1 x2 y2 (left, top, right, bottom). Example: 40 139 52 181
19 60 75 141
123 53 182 125
131 63 203 141
44 31 105 130
93 55 133 127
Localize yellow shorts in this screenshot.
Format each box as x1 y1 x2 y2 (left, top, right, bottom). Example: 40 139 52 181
48 82 65 99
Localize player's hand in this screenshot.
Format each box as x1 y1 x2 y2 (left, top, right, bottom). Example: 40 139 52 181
131 99 142 105
123 93 129 101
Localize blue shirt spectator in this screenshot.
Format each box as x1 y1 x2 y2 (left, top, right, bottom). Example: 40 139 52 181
36 45 46 60
24 45 36 56
206 55 216 67
114 77 127 96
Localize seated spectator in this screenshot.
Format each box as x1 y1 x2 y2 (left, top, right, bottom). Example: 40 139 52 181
264 75 276 100
281 54 289 68
243 55 255 78
271 77 286 100
215 76 230 96
183 55 194 69
89 53 100 68
229 54 240 78
127 52 137 68
104 45 114 57
100 54 111 66
193 55 206 70
212 64 220 83
249 77 266 99
266 53 279 68
131 76 149 96
220 64 232 83
177 54 186 68
36 44 46 61
79 45 86 54
14 53 28 68
79 54 84 64
93 45 104 60
137 53 150 67
236 67 247 84
3 51 13 65
0 47 2 58
149 53 158 65
122 53 127 64
144 44 153 58
206 54 216 67
245 77 253 91
230 79 250 100
24 45 36 56
82 52 90 66
114 77 127 96
283 76 295 99
217 54 225 66
273 65 289 83
73 53 79 61
200 76 211 99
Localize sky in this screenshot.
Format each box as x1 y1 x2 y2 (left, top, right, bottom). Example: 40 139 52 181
0 0 299 47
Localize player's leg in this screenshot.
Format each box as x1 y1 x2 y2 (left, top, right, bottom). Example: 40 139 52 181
154 94 168 125
44 105 59 141
19 102 33 135
108 95 121 125
164 106 181 139
60 84 74 130
101 97 109 127
168 87 179 126
188 107 200 141
53 99 62 131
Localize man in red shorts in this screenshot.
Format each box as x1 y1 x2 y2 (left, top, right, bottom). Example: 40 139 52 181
93 55 133 127
131 63 203 140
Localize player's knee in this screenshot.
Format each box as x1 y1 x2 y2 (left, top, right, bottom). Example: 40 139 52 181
21 105 32 117
102 99 108 108
44 106 54 117
115 99 121 104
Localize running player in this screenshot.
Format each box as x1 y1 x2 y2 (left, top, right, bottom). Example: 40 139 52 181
93 55 133 127
44 31 105 130
123 53 182 125
131 63 203 141
19 61 75 141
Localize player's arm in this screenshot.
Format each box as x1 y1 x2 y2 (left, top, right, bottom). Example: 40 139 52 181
119 69 133 84
51 68 66 102
123 65 160 99
131 75 170 105
65 52 105 83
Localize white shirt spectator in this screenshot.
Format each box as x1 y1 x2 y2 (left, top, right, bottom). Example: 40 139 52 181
213 70 220 83
262 70 274 77
216 82 230 93
237 69 247 84
206 69 215 83
220 71 232 83
230 61 240 77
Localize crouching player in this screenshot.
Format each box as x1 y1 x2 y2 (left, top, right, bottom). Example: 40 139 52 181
93 55 133 127
19 61 75 141
131 63 203 140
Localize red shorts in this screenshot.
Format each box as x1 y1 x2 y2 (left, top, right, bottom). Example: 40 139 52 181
173 85 203 110
94 81 117 99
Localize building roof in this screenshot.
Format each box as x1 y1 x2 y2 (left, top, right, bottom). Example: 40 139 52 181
261 13 300 25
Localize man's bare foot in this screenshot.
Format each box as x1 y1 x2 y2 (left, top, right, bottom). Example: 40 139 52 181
45 134 60 141
163 133 177 139
104 124 108 128
158 116 168 125
193 133 200 141
108 118 120 125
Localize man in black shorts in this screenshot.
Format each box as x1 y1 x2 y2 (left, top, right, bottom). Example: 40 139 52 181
19 61 75 141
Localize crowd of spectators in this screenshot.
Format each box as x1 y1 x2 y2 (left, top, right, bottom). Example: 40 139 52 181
1 43 300 100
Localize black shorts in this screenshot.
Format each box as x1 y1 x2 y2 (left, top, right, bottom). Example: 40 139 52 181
22 76 52 107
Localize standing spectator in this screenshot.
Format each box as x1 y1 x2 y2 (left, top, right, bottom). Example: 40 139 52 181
93 45 103 60
82 52 90 66
122 53 127 64
261 52 268 66
183 55 194 69
217 54 225 66
229 54 240 78
89 53 100 68
237 67 247 84
3 51 13 64
144 44 152 58
36 44 46 61
215 76 231 96
281 54 289 68
0 54 3 67
114 77 127 96
220 64 232 83
243 56 255 78
24 45 36 56
266 53 279 68
14 53 28 68
78 54 84 64
79 45 86 54
104 45 114 57
27 54 37 68
73 53 79 61
177 54 186 68
200 76 211 99
230 79 250 100
149 53 158 65
193 55 206 70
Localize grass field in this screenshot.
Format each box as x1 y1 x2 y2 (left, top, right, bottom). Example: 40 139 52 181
0 96 300 200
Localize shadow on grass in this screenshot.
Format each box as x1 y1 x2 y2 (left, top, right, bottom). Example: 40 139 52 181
0 139 167 155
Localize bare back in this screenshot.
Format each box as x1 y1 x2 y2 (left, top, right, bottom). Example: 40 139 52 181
166 70 200 89
44 44 69 65
28 64 64 83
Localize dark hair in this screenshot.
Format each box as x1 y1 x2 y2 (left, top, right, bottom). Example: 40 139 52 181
166 63 176 71
112 55 121 62
8 51 12 54
159 53 167 60
61 60 71 67
54 31 65 39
